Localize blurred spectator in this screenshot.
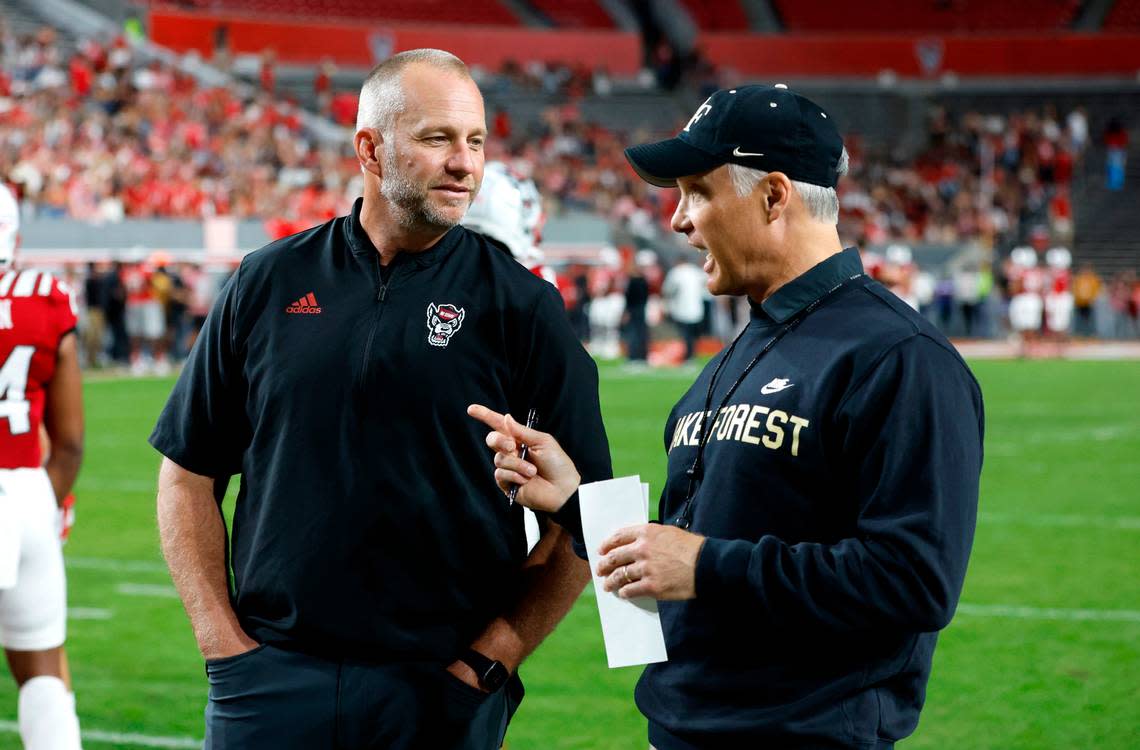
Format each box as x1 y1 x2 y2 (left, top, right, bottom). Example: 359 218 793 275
954 265 985 338
623 257 650 366
662 257 706 362
1104 118 1128 191
123 259 167 373
81 261 107 367
259 49 276 94
1067 106 1088 152
1072 264 1102 336
1043 247 1073 340
492 106 512 141
314 59 334 103
157 263 190 361
103 260 129 364
566 264 591 342
212 23 230 67
1115 271 1140 338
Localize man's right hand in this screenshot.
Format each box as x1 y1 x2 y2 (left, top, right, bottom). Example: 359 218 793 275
202 631 260 662
467 404 581 513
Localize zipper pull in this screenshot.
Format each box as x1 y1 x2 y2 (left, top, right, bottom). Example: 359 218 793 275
377 284 387 302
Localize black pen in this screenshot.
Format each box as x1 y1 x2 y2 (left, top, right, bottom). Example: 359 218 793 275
508 408 538 505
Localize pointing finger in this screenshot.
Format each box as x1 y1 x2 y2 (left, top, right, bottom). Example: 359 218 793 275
467 404 507 431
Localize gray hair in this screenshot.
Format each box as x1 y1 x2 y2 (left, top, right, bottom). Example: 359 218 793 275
728 147 849 224
355 49 470 135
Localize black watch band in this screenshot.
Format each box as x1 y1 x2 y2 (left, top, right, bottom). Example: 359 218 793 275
460 649 509 692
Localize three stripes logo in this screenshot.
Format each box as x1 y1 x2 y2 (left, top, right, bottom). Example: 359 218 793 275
286 292 322 314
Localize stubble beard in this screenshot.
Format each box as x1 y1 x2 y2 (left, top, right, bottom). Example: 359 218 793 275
380 146 467 235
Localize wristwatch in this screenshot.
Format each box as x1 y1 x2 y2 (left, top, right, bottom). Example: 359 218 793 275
460 649 510 692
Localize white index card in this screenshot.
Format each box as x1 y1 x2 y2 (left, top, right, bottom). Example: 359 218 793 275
578 476 669 669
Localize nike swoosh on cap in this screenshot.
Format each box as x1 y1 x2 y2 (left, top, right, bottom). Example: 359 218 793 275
733 147 764 157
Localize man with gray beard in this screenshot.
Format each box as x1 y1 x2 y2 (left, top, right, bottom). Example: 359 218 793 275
150 49 611 749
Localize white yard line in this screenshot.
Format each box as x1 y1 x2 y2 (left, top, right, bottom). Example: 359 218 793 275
977 511 1140 530
116 582 180 598
66 556 168 573
69 607 113 620
76 478 158 493
0 721 201 748
956 603 1140 623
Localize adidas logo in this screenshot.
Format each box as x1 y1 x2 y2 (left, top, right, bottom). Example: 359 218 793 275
286 292 322 314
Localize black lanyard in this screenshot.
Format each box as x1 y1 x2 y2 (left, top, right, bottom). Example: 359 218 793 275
673 273 865 529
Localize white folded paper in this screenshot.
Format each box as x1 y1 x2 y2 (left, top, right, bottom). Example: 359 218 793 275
578 476 669 668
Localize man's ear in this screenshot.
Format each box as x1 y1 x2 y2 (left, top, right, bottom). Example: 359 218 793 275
354 128 382 177
761 172 793 223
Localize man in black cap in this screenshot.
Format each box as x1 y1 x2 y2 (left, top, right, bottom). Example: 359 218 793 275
470 84 984 749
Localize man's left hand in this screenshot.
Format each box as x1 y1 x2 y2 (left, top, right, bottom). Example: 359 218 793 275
597 524 706 600
445 659 489 693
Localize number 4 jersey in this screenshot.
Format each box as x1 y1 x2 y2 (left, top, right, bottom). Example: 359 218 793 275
0 268 77 469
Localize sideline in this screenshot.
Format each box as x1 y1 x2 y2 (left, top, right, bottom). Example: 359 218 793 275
0 721 201 749
955 603 1140 623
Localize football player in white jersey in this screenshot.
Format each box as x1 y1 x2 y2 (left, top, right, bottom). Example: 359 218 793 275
1007 246 1045 357
461 162 551 552
462 162 554 283
0 183 84 749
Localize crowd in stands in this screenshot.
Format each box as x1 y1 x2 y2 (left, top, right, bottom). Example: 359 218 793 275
3 24 1137 364
487 95 1092 255
0 23 1113 250
0 24 359 231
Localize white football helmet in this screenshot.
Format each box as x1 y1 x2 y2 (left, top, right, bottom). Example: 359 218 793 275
885 243 912 265
1010 246 1038 268
1045 246 1072 270
0 183 19 269
463 162 544 264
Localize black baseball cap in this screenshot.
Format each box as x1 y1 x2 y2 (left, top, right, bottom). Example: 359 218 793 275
624 84 844 189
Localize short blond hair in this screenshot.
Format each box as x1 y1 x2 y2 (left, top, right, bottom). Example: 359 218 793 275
355 49 471 134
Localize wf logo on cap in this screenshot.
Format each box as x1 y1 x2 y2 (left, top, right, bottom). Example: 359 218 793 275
683 97 713 133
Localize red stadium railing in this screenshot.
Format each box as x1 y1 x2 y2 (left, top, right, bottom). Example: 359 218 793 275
148 9 1140 79
697 32 1140 77
149 10 641 70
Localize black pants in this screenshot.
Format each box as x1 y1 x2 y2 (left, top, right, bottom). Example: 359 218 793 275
625 313 649 362
677 321 700 361
203 644 522 749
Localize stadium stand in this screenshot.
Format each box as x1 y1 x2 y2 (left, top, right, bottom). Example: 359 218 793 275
1104 0 1140 28
3 15 1131 272
3 0 1137 348
153 0 522 25
772 0 1083 32
527 0 616 28
677 0 751 31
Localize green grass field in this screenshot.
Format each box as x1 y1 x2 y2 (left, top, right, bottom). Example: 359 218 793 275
1 360 1138 749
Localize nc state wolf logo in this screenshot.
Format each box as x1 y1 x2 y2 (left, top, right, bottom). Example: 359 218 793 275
426 303 466 347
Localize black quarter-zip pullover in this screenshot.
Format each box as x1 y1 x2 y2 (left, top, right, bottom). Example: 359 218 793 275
151 198 612 662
